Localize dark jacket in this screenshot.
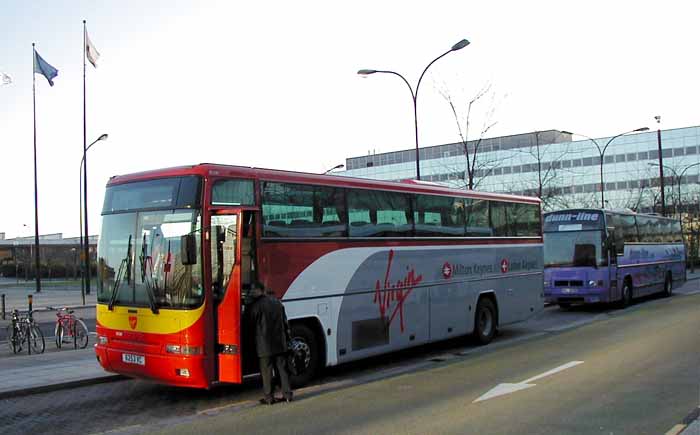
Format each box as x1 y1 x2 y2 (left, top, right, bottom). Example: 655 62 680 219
247 293 290 358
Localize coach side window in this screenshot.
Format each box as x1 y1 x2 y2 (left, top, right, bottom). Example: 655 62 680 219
211 179 255 206
414 195 465 236
490 201 511 236
465 199 490 236
261 182 347 237
512 203 540 236
636 216 653 243
347 190 412 237
671 221 683 242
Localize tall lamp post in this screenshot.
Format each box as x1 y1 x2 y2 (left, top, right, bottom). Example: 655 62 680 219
81 133 108 297
649 162 700 217
323 164 344 174
358 38 470 181
562 127 649 208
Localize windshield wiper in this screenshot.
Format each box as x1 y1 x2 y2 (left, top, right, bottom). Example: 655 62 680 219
139 233 160 314
108 235 132 311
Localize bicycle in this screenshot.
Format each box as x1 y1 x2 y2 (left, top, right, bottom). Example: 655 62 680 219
5 309 45 355
54 308 89 349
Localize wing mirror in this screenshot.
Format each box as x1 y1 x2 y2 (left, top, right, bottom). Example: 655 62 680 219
180 234 197 265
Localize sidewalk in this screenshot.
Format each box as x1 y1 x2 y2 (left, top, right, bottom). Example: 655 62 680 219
0 281 96 318
0 346 121 399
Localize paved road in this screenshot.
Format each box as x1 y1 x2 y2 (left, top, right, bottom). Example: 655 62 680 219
144 288 700 435
0 280 697 435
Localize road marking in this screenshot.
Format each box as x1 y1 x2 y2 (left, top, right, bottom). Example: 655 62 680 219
473 360 584 403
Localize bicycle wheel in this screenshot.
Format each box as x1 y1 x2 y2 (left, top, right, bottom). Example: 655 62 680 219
55 323 64 349
5 323 21 354
29 324 45 354
75 319 89 349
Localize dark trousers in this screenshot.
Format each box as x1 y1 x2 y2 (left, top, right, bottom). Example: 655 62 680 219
259 354 292 400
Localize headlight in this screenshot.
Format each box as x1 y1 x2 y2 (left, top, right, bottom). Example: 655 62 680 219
98 335 108 344
166 344 202 355
588 280 597 287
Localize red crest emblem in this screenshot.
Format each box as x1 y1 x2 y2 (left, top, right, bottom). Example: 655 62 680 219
129 316 138 330
442 262 453 279
500 259 509 273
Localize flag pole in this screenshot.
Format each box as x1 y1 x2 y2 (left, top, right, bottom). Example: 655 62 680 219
82 19 91 296
32 43 42 294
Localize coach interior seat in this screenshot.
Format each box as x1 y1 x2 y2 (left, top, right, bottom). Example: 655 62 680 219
320 220 344 237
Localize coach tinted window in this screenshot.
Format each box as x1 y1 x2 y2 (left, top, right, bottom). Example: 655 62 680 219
414 195 465 236
490 201 510 236
347 190 412 237
211 179 255 206
261 182 347 237
465 199 491 236
512 203 540 236
103 176 201 213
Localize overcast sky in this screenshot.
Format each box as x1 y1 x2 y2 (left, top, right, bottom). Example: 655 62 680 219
1 0 699 238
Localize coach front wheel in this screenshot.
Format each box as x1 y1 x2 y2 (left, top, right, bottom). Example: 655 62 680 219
288 323 320 388
619 282 633 308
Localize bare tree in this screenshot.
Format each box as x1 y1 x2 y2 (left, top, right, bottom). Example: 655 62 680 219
438 83 503 190
506 131 575 208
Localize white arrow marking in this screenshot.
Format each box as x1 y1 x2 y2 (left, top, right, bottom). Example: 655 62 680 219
473 360 584 403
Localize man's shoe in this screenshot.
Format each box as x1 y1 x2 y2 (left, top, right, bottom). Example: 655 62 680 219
259 398 275 405
283 393 294 403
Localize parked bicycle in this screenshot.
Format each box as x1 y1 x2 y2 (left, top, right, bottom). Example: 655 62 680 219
54 308 89 349
5 309 45 354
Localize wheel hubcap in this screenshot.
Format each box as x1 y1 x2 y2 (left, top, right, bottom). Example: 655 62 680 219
290 337 312 371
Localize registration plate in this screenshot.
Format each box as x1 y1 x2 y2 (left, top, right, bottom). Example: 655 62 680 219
122 353 145 366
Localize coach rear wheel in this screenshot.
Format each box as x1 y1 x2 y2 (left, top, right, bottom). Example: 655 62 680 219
288 323 320 388
663 273 673 297
474 298 497 345
620 281 633 308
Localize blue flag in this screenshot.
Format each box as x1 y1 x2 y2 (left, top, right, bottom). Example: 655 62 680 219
33 49 58 86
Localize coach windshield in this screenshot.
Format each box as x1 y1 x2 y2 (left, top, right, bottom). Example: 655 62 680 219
97 177 204 310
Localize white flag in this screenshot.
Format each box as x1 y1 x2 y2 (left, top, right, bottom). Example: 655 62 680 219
85 28 100 68
1 72 11 85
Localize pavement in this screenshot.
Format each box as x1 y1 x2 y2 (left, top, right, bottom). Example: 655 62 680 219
0 273 698 433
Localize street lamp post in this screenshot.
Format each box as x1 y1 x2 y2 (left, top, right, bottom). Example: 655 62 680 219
358 39 470 180
649 162 700 217
323 164 344 174
81 133 108 297
562 128 649 208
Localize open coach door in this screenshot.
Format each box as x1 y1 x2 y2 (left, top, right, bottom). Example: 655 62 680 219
211 210 257 383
